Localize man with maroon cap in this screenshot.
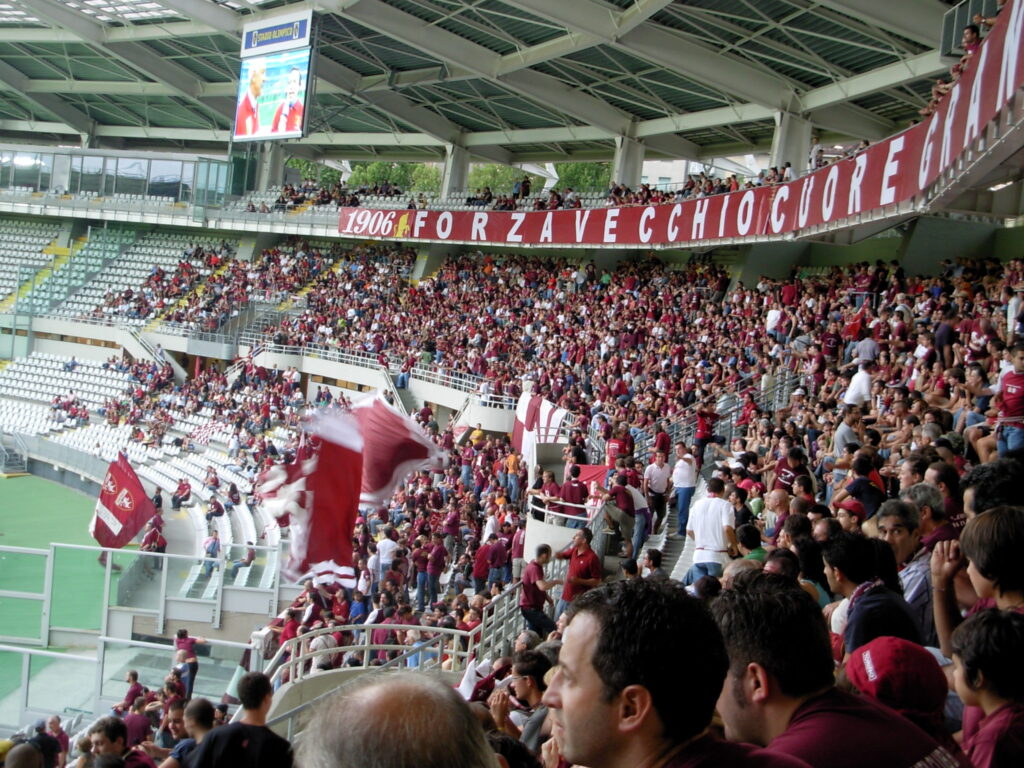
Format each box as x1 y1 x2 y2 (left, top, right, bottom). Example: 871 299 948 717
843 636 965 760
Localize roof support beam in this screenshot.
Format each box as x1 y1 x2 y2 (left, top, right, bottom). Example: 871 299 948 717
0 59 93 136
341 0 645 142
813 0 946 49
22 0 234 126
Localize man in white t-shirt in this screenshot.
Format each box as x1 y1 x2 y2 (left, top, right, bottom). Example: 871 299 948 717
843 361 875 409
683 477 736 586
668 442 697 540
376 526 399 572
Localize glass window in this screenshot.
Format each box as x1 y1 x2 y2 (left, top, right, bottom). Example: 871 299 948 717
68 156 83 194
38 154 54 191
12 153 40 189
116 157 148 195
103 158 115 196
0 152 11 188
80 155 104 194
148 159 181 199
180 161 194 202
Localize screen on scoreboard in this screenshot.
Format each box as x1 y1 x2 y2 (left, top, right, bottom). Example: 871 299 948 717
233 47 313 142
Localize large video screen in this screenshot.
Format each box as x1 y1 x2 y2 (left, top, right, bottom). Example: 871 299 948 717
233 47 313 142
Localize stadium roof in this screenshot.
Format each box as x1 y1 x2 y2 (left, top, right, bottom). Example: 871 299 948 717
0 0 951 163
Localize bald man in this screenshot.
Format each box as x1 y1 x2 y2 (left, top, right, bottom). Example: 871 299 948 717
299 672 499 768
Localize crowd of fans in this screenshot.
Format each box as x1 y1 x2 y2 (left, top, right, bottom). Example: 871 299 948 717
238 239 1024 768
90 243 232 323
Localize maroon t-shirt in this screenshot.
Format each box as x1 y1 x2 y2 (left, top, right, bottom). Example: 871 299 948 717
123 713 151 747
473 543 493 579
963 702 1024 768
519 560 547 611
767 688 966 768
427 543 447 575
562 546 602 602
666 734 812 767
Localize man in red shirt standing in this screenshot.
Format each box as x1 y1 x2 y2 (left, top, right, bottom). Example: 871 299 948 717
520 544 561 637
426 533 448 606
559 464 589 529
554 528 602 619
604 425 628 486
996 342 1024 455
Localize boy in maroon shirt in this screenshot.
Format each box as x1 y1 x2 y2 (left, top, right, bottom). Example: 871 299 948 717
952 609 1024 768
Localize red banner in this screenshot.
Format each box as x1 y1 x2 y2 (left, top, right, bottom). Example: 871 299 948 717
90 452 156 549
340 0 1024 247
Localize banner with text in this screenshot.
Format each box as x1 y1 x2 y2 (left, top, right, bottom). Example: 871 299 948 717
340 0 1024 247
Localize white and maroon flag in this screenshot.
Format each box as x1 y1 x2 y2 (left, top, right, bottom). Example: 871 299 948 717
90 452 156 548
258 411 364 585
189 421 218 445
350 393 444 505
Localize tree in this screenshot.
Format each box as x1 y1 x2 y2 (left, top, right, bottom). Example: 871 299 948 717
346 161 415 191
466 164 545 197
554 162 610 194
284 157 340 187
409 164 441 194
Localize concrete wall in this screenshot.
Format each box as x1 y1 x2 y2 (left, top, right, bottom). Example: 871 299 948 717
900 216 997 276
807 232 903 268
992 225 1024 261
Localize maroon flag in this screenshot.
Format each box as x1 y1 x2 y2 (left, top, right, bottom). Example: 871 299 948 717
350 394 443 505
90 452 156 548
258 412 363 585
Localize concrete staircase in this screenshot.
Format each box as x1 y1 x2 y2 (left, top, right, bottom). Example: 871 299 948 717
0 238 77 314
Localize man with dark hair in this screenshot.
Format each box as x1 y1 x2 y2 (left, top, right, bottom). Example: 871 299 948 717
960 458 1024 518
114 670 143 716
711 573 961 768
489 649 552 755
738 524 767 561
28 720 59 768
520 544 561 637
553 528 602 620
560 464 589 528
542 579 809 768
876 499 936 646
89 717 157 768
643 548 669 581
897 453 930 491
192 672 292 767
925 461 962 521
822 532 920 654
162 698 215 768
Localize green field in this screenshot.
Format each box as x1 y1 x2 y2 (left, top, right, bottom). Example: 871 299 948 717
0 474 109 634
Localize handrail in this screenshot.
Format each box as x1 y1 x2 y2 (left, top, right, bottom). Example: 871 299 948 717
260 581 525 736
0 643 94 662
98 634 252 651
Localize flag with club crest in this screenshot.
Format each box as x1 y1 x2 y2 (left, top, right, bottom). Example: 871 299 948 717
90 452 156 548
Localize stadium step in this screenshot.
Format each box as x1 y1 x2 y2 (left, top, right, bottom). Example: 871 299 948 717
0 240 75 314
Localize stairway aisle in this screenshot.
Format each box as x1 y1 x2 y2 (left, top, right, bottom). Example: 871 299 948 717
638 479 706 582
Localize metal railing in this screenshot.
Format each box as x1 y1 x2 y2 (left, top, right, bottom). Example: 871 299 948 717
527 495 609 563
259 580 525 738
942 0 999 57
